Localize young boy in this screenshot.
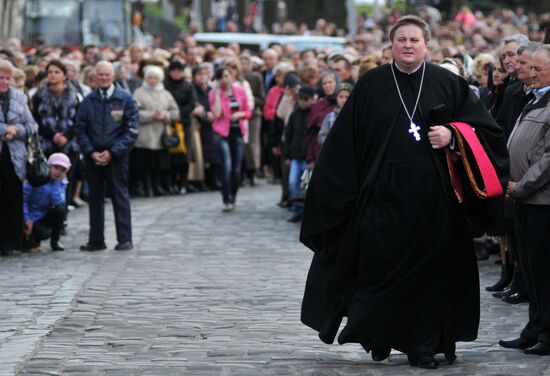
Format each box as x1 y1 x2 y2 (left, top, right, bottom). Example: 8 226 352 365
283 85 316 223
23 153 70 252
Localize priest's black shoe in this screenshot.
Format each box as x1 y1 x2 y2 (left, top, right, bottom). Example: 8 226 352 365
408 353 438 369
114 242 133 251
502 292 528 304
524 342 550 355
499 337 537 349
371 346 391 362
493 286 515 299
80 242 107 251
50 241 65 251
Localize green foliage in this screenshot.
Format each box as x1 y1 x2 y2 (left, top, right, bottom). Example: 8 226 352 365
144 3 163 18
356 0 406 17
174 8 190 30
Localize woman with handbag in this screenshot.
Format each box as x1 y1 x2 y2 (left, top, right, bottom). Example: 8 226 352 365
133 65 179 196
209 66 252 212
0 60 36 256
164 60 197 194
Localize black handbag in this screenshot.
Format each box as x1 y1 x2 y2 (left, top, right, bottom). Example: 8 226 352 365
26 131 50 187
161 124 180 149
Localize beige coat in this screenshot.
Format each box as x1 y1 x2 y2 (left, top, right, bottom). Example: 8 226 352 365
134 86 179 150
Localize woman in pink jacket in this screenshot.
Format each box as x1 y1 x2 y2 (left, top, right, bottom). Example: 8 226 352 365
209 66 252 212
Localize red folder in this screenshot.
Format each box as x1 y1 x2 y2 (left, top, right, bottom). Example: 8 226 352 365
445 122 503 203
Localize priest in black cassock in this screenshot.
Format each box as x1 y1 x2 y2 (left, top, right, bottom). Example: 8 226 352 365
299 15 509 369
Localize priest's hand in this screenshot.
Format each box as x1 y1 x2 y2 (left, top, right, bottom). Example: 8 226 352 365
428 126 452 149
506 181 517 198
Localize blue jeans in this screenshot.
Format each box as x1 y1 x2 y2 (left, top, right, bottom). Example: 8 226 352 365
216 128 244 204
288 159 308 216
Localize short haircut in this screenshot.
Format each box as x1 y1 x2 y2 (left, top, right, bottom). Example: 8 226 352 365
273 61 294 76
517 41 542 56
192 63 209 79
389 15 431 43
501 34 529 48
332 55 351 70
46 59 68 76
214 66 230 80
0 59 14 75
143 65 165 81
95 60 114 75
533 44 550 61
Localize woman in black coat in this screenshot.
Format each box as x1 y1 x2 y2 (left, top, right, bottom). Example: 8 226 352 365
164 60 196 193
192 63 219 191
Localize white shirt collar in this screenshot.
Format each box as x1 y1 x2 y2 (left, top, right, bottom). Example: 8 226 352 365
101 84 115 98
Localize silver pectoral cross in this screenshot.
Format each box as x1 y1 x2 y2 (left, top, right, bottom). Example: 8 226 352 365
408 121 421 141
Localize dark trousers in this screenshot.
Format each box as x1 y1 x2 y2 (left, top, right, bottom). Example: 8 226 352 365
85 155 132 244
280 157 290 203
216 128 244 204
0 146 23 251
32 205 66 243
514 203 550 344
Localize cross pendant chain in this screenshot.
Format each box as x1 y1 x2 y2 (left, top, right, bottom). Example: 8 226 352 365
390 61 426 142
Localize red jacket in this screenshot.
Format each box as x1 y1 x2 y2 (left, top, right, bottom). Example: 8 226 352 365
263 85 284 121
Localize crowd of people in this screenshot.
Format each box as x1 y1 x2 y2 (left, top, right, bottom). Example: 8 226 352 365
0 4 549 362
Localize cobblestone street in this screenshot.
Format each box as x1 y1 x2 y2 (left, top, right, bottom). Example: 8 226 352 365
0 182 548 375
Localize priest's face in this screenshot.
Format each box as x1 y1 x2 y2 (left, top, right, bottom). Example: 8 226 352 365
391 24 427 71
529 50 550 89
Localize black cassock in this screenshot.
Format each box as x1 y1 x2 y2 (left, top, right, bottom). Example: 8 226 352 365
300 62 509 359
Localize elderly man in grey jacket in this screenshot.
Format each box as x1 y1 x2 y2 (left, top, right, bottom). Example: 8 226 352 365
500 44 550 356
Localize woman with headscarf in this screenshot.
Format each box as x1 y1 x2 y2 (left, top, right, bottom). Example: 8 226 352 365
305 70 340 166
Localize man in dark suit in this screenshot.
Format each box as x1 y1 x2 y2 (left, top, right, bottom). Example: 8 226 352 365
496 41 539 139
261 48 279 94
75 61 139 251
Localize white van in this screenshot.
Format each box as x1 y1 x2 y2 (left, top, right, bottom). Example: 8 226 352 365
193 32 347 52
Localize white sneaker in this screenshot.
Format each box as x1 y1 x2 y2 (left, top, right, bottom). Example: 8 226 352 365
222 203 233 212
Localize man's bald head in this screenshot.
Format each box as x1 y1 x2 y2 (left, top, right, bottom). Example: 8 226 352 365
262 49 279 70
